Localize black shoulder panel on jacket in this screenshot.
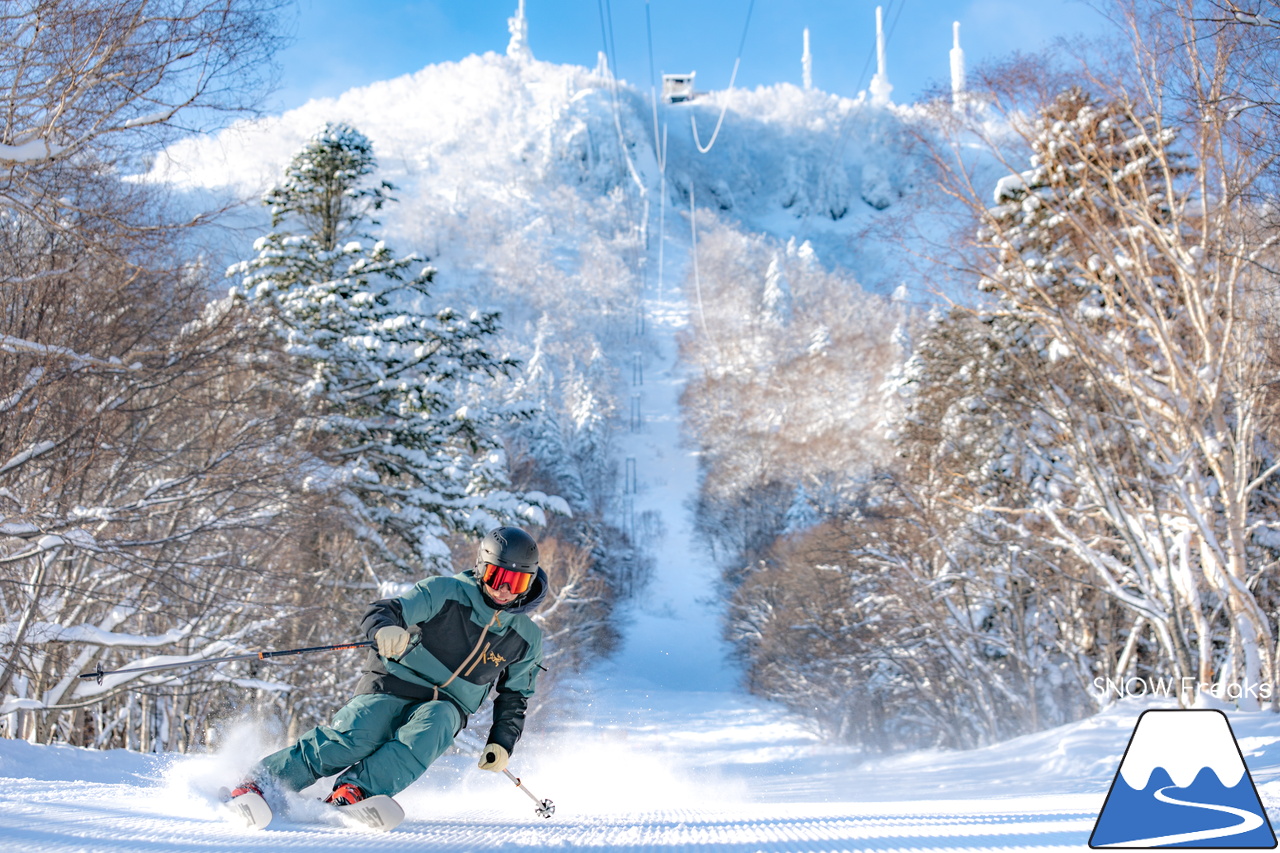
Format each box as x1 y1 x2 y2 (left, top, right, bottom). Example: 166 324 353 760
361 598 407 641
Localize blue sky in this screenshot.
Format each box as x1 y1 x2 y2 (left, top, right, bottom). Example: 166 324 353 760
271 1 1116 112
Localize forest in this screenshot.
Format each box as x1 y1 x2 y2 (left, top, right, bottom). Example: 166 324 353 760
0 1 631 750
2 0 1279 758
695 1 1280 749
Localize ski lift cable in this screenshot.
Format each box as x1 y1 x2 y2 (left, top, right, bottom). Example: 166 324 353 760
645 0 670 302
597 0 657 329
688 183 721 363
597 0 645 198
690 0 757 155
658 123 667 301
607 0 647 203
645 0 665 173
595 0 625 167
596 0 647 282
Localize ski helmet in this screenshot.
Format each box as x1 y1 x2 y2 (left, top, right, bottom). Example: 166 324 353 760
474 526 539 599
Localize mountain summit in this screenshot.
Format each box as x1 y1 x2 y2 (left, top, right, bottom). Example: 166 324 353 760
151 48 943 303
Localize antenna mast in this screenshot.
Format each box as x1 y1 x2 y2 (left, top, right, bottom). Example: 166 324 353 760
507 0 533 61
802 28 812 90
950 21 966 105
869 6 892 105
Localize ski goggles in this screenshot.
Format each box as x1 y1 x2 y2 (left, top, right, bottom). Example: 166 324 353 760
482 563 534 595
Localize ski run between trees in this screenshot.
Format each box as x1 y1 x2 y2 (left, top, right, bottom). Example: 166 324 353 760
0 221 1277 852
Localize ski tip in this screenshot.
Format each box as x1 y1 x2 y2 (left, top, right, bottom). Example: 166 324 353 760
221 789 273 830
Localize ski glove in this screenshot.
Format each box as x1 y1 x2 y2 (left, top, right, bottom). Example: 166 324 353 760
478 743 509 772
375 625 410 658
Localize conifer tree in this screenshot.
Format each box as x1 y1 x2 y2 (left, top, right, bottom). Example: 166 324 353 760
230 122 556 573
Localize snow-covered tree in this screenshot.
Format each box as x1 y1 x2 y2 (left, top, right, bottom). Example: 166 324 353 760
678 217 901 567
949 83 1280 707
0 1 311 749
230 122 558 574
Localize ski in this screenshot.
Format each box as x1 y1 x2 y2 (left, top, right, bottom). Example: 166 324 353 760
218 787 273 830
332 794 404 831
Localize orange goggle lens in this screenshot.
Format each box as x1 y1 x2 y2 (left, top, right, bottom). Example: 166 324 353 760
482 563 533 595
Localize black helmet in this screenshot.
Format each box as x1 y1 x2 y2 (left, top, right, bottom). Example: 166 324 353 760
474 527 540 607
474 526 539 575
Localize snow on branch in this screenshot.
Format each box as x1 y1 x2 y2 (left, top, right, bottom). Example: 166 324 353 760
0 440 55 477
0 697 45 714
0 334 139 371
120 107 183 130
0 619 190 649
0 527 101 564
1198 3 1280 27
0 138 66 163
0 367 44 414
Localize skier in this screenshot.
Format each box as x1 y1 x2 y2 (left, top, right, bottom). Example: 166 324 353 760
226 526 547 828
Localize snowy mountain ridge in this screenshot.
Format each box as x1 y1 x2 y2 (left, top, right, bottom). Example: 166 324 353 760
153 49 938 306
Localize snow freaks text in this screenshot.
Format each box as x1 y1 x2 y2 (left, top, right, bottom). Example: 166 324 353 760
1093 677 1275 703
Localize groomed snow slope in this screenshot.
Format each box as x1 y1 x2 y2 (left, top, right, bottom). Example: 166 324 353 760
6 689 1280 852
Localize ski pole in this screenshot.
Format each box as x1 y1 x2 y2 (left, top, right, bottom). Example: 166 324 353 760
77 640 375 685
503 768 555 819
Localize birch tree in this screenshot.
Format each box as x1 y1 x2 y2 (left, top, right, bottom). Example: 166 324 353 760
931 3 1280 705
0 1 295 746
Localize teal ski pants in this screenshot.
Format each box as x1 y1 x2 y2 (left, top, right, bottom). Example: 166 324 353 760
257 693 461 797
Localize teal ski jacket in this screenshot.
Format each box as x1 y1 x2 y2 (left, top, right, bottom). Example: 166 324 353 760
356 569 546 754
